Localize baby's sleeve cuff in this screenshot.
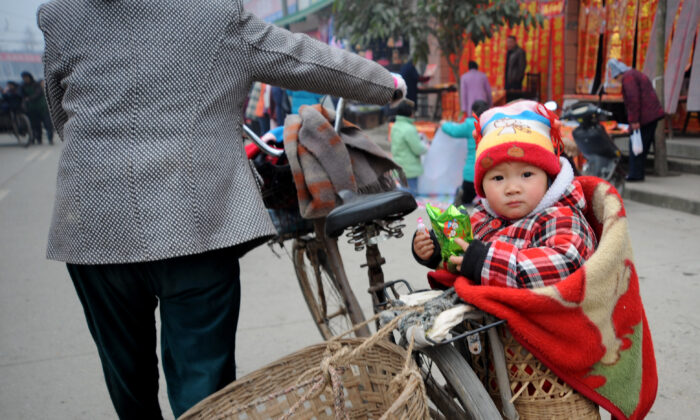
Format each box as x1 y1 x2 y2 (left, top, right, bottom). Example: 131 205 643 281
459 240 490 285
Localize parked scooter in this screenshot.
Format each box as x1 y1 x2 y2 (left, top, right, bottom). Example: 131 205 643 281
546 101 626 195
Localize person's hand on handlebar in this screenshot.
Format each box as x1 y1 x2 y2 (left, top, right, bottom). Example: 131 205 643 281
413 230 435 261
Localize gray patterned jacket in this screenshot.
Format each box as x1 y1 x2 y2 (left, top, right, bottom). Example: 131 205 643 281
38 0 396 264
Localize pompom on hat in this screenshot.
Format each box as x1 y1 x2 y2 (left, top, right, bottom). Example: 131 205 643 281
473 100 564 197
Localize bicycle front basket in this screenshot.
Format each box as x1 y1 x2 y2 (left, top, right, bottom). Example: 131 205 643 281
253 152 298 210
179 339 430 420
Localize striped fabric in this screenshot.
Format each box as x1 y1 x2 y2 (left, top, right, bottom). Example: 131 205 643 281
283 104 400 219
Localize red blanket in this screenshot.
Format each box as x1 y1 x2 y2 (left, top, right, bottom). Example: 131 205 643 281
429 176 657 420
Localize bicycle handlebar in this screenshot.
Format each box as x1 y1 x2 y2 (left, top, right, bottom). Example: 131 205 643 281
243 95 346 158
242 124 284 158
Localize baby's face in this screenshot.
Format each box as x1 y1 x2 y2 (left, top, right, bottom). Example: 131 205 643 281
482 161 548 220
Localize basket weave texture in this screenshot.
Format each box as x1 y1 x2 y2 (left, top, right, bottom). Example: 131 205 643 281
473 326 600 420
179 338 429 420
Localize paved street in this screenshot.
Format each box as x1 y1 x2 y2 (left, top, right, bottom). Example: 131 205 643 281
0 133 698 419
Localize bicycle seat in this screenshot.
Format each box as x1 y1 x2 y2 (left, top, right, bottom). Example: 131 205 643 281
325 189 417 238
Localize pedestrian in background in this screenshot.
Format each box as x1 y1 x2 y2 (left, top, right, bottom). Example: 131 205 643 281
1 81 23 113
245 81 269 135
400 58 431 105
20 71 53 145
441 99 490 205
288 89 323 114
270 85 289 127
608 58 664 182
255 83 271 134
459 61 492 117
505 35 526 101
37 0 406 417
390 100 428 195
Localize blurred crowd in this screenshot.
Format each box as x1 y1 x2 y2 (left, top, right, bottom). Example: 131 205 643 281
1 71 54 146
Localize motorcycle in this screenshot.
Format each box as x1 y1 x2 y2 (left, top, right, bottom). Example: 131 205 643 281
546 101 626 195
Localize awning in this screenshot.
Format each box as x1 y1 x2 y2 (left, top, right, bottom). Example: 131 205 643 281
274 0 333 27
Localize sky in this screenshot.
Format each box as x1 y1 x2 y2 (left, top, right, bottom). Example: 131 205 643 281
0 0 46 52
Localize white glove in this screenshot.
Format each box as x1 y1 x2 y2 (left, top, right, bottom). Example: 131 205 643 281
390 72 407 106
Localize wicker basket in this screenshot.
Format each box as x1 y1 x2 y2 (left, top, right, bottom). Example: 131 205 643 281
471 325 600 420
179 338 429 420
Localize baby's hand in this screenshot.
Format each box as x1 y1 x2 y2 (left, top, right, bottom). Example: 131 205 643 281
448 238 470 272
413 231 435 261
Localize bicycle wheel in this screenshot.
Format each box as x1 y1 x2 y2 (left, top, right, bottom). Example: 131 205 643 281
11 113 32 146
418 344 502 420
293 238 360 340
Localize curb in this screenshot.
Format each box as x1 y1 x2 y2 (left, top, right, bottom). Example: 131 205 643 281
623 187 700 216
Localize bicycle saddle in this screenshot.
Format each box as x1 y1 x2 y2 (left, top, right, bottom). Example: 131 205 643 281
325 189 417 238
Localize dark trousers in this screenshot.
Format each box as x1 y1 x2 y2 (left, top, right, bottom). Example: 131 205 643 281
26 109 54 144
26 109 43 144
43 110 54 143
628 120 658 180
257 115 270 134
68 247 241 419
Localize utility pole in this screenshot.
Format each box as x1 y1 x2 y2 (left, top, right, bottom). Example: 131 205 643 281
654 0 669 176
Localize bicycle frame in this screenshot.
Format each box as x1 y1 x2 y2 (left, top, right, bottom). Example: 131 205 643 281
246 97 371 336
312 218 371 336
248 96 518 419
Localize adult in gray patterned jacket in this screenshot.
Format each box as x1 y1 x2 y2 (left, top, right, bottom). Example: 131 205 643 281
37 0 405 417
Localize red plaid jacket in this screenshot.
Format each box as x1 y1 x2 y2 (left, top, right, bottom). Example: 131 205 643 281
413 179 597 289
467 179 596 288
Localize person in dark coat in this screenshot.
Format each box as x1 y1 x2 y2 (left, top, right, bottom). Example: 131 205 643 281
400 59 431 105
1 81 23 113
38 0 406 417
270 85 288 127
505 36 526 92
21 71 53 145
608 58 665 181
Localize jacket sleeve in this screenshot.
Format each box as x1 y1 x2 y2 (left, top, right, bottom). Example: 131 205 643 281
405 125 428 156
412 230 442 269
516 49 527 82
37 5 68 140
622 73 641 124
484 75 493 108
442 119 475 139
477 212 594 288
233 5 396 106
460 75 468 112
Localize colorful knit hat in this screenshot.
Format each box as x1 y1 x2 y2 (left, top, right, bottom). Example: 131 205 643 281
473 100 563 197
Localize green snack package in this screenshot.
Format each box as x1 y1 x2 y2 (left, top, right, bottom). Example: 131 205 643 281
425 204 473 267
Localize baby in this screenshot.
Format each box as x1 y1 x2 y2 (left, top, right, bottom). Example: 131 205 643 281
413 100 597 288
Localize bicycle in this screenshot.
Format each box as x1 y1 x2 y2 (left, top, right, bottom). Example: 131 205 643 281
321 191 517 419
245 99 515 419
0 107 32 146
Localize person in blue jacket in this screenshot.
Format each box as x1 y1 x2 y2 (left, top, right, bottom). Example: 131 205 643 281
288 90 324 114
440 100 490 204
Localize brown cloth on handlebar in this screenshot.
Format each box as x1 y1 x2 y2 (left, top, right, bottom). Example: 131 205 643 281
283 104 403 219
